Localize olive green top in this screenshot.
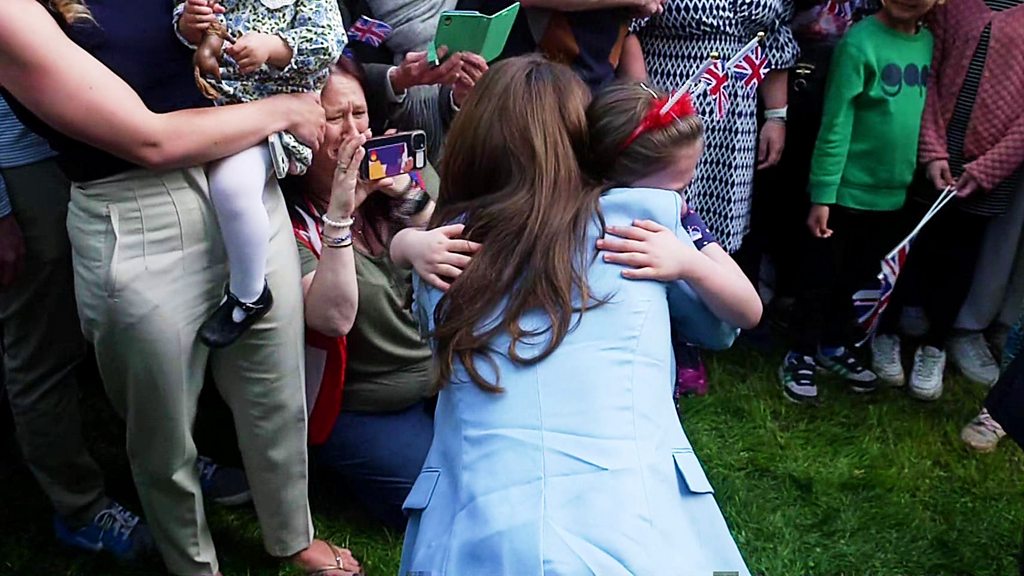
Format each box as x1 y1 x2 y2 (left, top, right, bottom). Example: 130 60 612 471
299 243 433 412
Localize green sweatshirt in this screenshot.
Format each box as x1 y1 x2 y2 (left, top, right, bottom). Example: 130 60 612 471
808 16 933 210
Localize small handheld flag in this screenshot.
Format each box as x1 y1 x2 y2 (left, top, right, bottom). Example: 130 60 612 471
347 16 393 48
732 44 769 93
853 186 957 343
700 58 729 119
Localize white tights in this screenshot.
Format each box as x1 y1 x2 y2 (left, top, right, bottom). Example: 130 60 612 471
207 144 272 308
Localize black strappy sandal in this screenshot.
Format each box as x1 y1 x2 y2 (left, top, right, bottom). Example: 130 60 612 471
198 281 273 348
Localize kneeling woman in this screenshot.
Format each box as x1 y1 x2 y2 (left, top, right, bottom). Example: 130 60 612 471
398 56 761 575
284 58 441 529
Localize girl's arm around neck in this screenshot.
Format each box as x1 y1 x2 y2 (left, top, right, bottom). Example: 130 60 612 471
0 0 324 171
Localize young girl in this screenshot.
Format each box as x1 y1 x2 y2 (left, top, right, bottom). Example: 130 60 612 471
393 81 762 380
175 0 346 347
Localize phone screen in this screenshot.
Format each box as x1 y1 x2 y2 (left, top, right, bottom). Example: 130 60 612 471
365 142 414 180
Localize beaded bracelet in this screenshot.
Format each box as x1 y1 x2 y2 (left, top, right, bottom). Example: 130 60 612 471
321 230 353 249
322 213 355 229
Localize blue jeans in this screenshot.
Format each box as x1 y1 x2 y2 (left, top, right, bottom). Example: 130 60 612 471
312 401 434 529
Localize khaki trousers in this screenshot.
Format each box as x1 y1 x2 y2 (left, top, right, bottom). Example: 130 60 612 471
0 158 107 525
66 167 311 575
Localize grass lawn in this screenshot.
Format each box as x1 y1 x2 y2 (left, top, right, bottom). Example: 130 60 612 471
1 344 1022 575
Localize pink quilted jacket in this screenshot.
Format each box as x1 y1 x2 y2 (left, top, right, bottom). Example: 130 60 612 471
918 0 1024 190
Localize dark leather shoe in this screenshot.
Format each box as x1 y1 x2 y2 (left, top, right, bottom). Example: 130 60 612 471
199 282 273 348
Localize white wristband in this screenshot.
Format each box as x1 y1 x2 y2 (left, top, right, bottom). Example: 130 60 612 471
764 106 788 121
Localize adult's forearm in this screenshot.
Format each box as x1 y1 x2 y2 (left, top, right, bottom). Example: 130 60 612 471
303 247 359 337
0 2 300 171
759 69 788 110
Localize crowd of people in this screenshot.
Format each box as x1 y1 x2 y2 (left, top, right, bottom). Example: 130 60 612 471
0 0 1022 574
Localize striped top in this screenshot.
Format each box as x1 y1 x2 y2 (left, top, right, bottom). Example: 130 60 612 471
0 96 56 217
945 0 1023 215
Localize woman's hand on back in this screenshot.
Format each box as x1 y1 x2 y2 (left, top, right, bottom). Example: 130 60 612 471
391 224 481 291
269 92 326 151
598 220 703 282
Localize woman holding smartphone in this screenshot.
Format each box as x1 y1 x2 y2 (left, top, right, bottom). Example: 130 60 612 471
282 58 465 529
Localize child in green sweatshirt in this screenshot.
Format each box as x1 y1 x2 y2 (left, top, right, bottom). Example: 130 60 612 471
781 0 938 404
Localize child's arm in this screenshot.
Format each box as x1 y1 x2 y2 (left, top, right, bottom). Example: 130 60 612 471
806 37 864 208
617 34 648 81
598 220 762 331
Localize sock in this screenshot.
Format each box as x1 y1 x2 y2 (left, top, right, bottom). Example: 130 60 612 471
208 145 272 322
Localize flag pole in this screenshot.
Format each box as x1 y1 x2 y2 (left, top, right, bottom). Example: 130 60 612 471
661 52 719 115
724 32 765 70
883 185 956 261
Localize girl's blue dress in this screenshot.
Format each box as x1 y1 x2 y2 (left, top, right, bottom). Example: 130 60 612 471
400 187 751 576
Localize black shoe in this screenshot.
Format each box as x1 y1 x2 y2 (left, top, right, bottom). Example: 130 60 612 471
780 352 820 405
815 346 879 393
198 282 273 348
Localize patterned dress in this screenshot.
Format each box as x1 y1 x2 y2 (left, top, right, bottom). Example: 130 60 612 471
634 0 799 252
173 0 346 171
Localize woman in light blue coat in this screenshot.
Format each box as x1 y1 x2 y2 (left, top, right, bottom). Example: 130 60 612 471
394 57 763 576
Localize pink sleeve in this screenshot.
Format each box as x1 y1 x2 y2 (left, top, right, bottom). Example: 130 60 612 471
918 6 949 166
965 113 1024 190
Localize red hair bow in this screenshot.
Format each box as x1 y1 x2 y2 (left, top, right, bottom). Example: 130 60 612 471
620 91 697 151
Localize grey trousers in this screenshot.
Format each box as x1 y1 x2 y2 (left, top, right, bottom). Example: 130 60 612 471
955 176 1024 332
66 167 312 575
0 159 107 526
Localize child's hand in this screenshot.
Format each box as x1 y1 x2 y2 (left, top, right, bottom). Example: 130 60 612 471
226 32 292 74
926 159 954 191
598 219 700 282
807 204 832 238
179 0 226 46
393 225 481 291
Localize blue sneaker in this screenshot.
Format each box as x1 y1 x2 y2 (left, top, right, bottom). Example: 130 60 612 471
54 500 154 561
197 456 252 507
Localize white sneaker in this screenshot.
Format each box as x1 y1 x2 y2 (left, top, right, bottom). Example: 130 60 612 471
948 332 999 386
871 334 905 386
909 346 946 401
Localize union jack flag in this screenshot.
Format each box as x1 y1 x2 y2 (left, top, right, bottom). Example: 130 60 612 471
700 60 729 119
853 186 957 344
347 16 393 48
732 45 770 93
853 241 910 345
824 0 851 16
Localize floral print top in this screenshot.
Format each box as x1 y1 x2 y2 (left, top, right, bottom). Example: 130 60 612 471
173 0 346 104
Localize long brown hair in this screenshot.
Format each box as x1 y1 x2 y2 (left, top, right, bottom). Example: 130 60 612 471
587 82 704 187
430 55 601 393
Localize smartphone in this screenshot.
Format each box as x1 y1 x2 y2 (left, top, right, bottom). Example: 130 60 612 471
268 133 289 179
360 130 428 181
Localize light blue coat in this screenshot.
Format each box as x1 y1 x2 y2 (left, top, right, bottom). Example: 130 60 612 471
400 187 751 576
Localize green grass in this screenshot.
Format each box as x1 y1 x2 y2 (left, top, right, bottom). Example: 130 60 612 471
2 345 1022 575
